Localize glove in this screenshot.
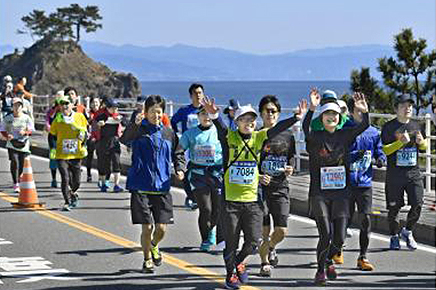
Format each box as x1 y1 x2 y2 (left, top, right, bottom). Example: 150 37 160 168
50 148 57 159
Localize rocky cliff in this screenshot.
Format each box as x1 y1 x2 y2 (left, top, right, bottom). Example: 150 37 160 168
0 38 141 98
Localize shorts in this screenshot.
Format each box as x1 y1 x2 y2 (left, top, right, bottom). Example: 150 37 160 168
350 187 372 215
130 192 174 224
262 186 290 228
189 169 222 192
309 194 350 220
385 169 424 209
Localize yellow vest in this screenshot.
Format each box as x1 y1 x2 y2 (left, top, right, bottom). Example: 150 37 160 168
50 112 88 160
224 129 268 202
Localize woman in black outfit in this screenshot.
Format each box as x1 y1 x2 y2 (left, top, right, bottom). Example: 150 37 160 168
302 89 369 285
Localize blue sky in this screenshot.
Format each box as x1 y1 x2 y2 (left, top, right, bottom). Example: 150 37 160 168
1 0 434 54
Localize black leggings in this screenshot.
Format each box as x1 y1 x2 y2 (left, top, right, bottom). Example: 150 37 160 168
58 159 82 204
86 139 96 177
315 216 347 272
387 204 422 235
193 185 221 243
8 149 26 184
349 207 371 257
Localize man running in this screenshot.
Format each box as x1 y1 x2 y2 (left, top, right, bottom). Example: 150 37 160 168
381 94 427 250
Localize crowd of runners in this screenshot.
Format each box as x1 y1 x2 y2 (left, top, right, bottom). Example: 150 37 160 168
0 75 435 288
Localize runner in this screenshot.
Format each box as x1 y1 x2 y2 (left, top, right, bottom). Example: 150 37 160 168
180 106 223 252
345 97 386 270
381 94 427 250
0 98 34 193
64 87 86 114
201 96 304 290
85 97 101 182
45 93 63 188
94 98 124 192
302 89 369 286
171 83 205 210
120 94 185 274
257 95 296 277
48 95 88 211
223 99 240 131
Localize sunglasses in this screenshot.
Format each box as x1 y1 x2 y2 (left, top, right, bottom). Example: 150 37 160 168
264 109 278 114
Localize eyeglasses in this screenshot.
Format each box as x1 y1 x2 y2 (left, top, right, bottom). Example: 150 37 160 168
264 109 278 115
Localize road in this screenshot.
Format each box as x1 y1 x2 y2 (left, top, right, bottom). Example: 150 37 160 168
0 148 434 290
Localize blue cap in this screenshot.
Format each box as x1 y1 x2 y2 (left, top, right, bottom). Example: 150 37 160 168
104 98 119 108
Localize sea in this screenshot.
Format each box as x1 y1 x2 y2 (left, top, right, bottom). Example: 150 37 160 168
140 80 350 110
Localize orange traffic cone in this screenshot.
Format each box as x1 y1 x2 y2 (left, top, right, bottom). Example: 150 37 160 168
12 156 45 209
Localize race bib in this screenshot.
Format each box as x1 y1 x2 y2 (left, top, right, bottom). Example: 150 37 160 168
62 139 78 154
261 156 287 176
229 161 256 184
350 150 372 172
193 144 216 164
320 166 346 190
396 147 417 167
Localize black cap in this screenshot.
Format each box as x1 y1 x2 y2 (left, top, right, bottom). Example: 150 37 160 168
136 96 146 103
104 98 119 108
395 94 415 105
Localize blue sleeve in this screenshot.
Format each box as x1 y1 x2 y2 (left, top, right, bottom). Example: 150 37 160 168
180 130 190 150
171 109 182 133
373 131 386 162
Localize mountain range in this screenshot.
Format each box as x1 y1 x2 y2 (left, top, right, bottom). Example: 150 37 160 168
1 42 394 81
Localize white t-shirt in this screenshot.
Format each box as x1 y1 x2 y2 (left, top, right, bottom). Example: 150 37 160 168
0 113 34 152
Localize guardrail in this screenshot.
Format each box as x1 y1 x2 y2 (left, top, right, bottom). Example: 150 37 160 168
31 96 436 195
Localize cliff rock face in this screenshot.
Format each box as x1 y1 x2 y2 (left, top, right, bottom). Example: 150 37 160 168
0 38 141 98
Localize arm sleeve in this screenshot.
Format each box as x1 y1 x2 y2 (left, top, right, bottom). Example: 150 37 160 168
212 116 228 145
172 132 186 172
267 116 299 139
170 110 182 133
119 123 140 145
382 140 404 156
344 112 369 145
302 110 314 139
48 133 57 149
373 133 387 161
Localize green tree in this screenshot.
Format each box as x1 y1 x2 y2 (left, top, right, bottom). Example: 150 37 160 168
17 10 50 40
57 4 102 43
378 28 436 114
350 67 395 114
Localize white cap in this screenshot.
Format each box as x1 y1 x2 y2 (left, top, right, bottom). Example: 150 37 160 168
235 104 257 120
3 75 12 83
319 102 341 115
337 100 347 109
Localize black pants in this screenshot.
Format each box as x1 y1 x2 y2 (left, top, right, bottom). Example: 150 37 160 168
222 200 263 275
86 139 96 177
387 205 422 235
191 171 222 243
97 149 121 176
57 159 82 204
315 216 347 272
8 149 27 184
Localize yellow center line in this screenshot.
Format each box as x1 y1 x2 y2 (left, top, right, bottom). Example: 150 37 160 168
0 192 262 290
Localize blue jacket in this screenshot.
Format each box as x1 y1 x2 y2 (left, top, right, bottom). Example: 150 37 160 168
120 120 185 193
170 104 200 134
348 118 386 187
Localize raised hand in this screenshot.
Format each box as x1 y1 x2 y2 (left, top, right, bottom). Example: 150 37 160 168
353 92 368 113
135 112 144 125
309 88 320 110
295 99 308 120
200 96 219 114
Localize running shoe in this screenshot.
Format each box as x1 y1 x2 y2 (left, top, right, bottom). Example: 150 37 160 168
190 201 198 210
100 184 108 193
70 194 79 208
389 235 401 250
268 248 279 267
61 203 71 211
259 263 272 277
332 250 344 264
325 263 337 280
200 241 212 252
213 241 226 253
184 197 193 208
346 228 353 238
151 244 162 266
51 180 58 188
314 271 326 286
113 185 124 193
142 259 154 273
400 228 418 250
357 257 374 271
87 176 92 182
225 273 240 290
207 228 216 245
236 263 249 284
105 180 112 188
13 183 20 193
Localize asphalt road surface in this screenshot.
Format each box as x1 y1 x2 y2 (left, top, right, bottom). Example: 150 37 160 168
0 148 434 290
